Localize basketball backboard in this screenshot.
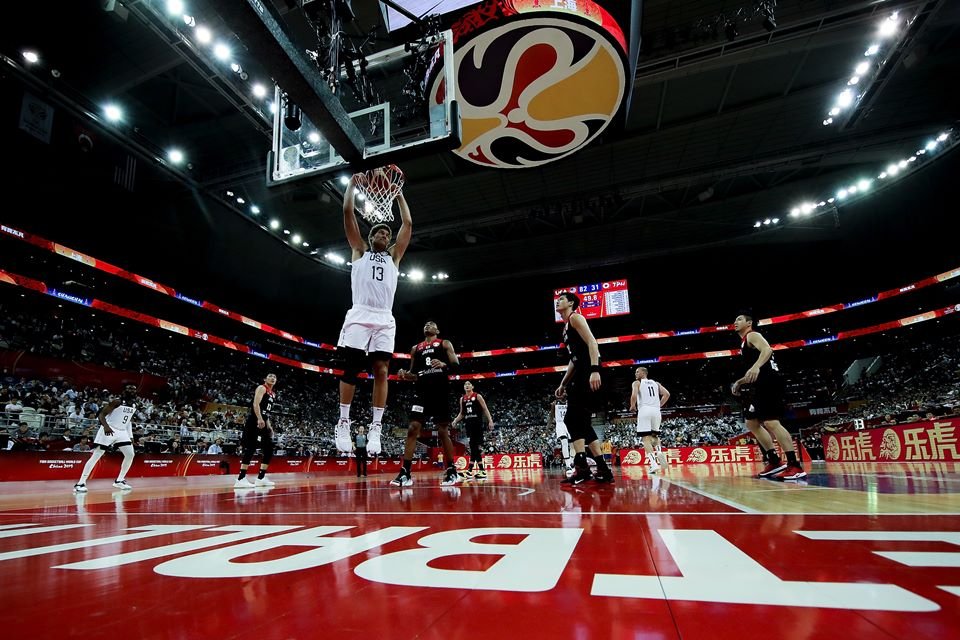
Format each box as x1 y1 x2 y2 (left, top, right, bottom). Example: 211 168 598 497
268 29 459 185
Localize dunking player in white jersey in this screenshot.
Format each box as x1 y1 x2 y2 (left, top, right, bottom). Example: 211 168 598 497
629 367 670 474
73 384 138 492
335 173 412 456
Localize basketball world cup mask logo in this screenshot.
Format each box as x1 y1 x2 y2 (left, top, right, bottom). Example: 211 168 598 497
497 455 514 469
826 436 840 461
686 448 708 463
433 17 626 168
879 429 902 459
622 450 642 465
455 457 469 470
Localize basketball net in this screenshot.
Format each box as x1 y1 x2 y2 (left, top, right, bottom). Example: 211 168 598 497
354 164 404 224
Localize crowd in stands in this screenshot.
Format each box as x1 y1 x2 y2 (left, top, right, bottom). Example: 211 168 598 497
3 297 959 460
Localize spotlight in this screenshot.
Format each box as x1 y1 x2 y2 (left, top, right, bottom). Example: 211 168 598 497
167 149 184 164
250 206 260 214
865 44 880 56
857 179 871 191
213 43 231 61
937 133 949 142
754 221 762 228
283 101 302 131
269 219 280 230
837 90 854 108
837 189 848 200
166 0 184 15
790 208 800 217
339 176 350 186
855 62 870 75
195 26 212 44
308 131 321 144
887 164 899 175
22 50 39 64
763 218 771 225
252 84 267 98
103 104 122 122
925 140 938 151
183 15 196 27
230 62 242 74
879 16 898 38
292 234 302 245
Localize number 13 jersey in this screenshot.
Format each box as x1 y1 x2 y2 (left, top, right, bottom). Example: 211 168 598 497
351 250 398 312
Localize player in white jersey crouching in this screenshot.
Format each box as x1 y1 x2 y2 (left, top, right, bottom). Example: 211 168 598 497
334 173 412 456
74 384 138 492
629 367 670 474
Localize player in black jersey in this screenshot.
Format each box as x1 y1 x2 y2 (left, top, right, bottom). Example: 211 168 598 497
235 373 278 488
451 381 494 479
391 321 461 487
732 312 806 480
555 292 614 485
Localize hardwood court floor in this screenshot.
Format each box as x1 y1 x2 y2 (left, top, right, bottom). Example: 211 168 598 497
0 462 957 640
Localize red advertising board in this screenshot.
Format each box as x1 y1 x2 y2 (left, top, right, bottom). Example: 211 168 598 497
618 445 764 466
822 418 960 462
453 453 543 470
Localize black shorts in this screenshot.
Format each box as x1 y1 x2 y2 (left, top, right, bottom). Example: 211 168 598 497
242 416 273 449
410 381 451 424
741 374 785 421
565 376 598 437
465 419 484 440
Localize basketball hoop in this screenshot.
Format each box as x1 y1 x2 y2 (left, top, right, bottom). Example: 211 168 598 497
354 164 404 224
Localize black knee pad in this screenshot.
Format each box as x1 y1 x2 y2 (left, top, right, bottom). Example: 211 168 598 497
339 346 367 385
261 439 275 465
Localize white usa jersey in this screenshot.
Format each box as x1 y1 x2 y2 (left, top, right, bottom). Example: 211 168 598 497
637 379 661 408
351 251 398 311
105 404 136 434
554 403 570 438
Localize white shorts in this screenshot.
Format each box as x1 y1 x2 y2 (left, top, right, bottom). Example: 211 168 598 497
93 426 133 447
555 422 571 439
337 306 396 354
636 406 662 435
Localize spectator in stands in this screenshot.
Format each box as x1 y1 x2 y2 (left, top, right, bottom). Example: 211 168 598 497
10 422 36 451
207 438 224 455
73 437 93 452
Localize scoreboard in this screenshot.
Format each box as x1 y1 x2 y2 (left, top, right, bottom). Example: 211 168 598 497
554 280 630 322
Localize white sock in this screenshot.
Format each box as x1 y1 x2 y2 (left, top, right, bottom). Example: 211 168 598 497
559 436 572 467
116 445 135 481
339 404 351 421
372 407 385 424
78 448 105 484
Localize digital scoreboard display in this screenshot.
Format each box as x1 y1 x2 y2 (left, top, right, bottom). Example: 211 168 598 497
554 280 630 322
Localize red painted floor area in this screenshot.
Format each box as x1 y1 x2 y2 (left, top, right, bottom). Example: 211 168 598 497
1 465 958 640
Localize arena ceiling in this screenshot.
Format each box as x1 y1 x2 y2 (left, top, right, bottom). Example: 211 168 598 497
3 0 959 287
